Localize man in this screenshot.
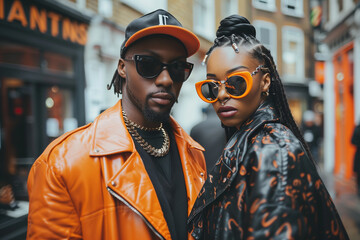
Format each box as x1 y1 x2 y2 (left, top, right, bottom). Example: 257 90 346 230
27 9 206 240
190 105 226 170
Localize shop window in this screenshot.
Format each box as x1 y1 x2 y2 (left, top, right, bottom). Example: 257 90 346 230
282 26 305 82
43 52 74 76
252 0 276 12
221 0 238 19
281 0 304 17
98 0 113 17
288 99 304 126
120 0 167 14
193 0 215 41
1 78 34 202
45 86 77 143
253 20 277 63
0 41 40 69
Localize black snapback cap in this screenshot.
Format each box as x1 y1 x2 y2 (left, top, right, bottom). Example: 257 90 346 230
120 9 200 58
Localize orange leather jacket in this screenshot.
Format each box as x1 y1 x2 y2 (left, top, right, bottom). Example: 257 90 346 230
27 100 206 239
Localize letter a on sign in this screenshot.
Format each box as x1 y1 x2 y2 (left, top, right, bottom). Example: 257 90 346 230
158 14 168 25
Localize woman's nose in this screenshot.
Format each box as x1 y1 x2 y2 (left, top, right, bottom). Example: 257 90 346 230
217 83 230 102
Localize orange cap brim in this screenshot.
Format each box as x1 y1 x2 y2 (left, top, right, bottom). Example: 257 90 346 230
124 25 200 57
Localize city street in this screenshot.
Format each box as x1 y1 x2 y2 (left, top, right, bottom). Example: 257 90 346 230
319 167 360 239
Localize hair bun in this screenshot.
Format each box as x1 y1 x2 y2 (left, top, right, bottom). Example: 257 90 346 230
216 15 256 38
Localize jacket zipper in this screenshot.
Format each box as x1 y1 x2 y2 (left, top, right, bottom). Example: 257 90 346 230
107 187 165 240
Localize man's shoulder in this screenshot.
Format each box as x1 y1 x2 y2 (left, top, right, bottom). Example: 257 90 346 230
33 122 95 171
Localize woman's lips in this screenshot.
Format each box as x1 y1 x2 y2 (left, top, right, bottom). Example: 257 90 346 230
150 92 174 106
218 106 237 118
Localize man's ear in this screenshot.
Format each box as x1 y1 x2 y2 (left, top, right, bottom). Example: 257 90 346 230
261 73 271 92
118 59 126 78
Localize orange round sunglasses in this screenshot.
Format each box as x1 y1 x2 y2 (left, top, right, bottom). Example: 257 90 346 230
195 65 263 103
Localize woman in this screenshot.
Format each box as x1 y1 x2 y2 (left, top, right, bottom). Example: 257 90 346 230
188 15 349 240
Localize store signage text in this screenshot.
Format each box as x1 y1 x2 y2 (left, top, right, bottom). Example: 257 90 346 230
0 0 87 45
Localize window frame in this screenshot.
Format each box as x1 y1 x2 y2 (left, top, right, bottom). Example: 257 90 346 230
193 0 215 41
252 0 276 12
281 0 304 18
98 0 113 18
281 26 305 83
221 0 239 19
120 0 167 14
253 20 277 64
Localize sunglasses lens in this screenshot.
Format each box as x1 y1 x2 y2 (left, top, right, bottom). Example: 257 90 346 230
226 75 248 96
136 56 162 78
169 62 193 82
200 82 219 101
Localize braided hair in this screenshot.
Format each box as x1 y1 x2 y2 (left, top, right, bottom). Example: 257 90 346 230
207 15 314 162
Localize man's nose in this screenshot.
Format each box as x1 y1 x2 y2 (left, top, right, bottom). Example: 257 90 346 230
154 67 173 87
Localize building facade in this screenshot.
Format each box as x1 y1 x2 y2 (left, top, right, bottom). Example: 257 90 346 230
250 0 316 127
315 0 360 177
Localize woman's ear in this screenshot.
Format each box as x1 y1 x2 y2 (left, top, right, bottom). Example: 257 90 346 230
118 59 126 78
261 73 271 92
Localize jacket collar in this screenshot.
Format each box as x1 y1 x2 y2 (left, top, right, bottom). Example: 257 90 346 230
189 100 280 222
89 100 204 156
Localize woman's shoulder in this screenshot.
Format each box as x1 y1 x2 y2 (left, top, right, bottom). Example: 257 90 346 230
249 122 303 150
244 122 318 186
245 122 311 171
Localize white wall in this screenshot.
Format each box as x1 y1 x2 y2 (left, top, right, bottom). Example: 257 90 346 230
84 17 124 123
323 60 335 173
172 56 209 133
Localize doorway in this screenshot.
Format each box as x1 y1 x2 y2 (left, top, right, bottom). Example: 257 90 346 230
0 77 76 201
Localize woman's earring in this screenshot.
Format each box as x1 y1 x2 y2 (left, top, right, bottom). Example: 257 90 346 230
262 91 269 97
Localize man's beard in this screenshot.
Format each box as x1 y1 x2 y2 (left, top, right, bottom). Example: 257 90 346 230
143 102 170 123
126 84 174 123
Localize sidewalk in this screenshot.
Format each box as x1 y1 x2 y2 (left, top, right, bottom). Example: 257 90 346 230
319 167 360 240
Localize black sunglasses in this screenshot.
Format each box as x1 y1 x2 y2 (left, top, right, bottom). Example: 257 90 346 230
124 55 194 83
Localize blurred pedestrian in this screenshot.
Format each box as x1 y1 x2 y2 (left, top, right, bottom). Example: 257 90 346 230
302 110 322 162
27 9 206 240
351 122 360 196
188 15 349 239
190 105 226 171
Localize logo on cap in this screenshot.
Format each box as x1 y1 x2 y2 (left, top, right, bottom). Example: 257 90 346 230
158 14 168 25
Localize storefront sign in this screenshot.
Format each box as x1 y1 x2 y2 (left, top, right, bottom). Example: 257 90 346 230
0 0 88 45
310 5 322 28
315 61 325 84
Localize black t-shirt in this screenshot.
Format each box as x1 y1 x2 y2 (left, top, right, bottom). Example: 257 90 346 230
134 126 188 240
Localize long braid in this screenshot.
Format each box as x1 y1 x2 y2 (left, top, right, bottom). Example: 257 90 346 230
206 14 315 163
253 45 314 162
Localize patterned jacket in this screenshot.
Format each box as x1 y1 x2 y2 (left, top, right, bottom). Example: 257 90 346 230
188 101 349 240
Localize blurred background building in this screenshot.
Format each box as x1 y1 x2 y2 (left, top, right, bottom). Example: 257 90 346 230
0 0 360 238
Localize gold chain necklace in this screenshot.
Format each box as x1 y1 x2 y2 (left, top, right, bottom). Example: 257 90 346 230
122 110 170 157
